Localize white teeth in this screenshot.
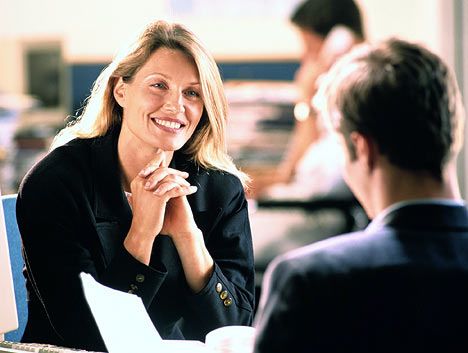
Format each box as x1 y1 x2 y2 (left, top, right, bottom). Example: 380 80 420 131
155 119 181 129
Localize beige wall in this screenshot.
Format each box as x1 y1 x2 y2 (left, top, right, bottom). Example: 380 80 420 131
0 0 457 92
0 0 299 63
0 0 455 64
358 0 455 66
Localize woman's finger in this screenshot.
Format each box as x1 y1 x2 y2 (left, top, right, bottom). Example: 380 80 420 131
144 168 189 190
165 185 198 199
154 182 197 198
153 181 181 196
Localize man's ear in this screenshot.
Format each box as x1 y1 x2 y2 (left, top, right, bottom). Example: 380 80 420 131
350 131 378 171
113 77 126 108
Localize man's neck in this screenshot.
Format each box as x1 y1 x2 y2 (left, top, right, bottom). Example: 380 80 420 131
368 162 460 218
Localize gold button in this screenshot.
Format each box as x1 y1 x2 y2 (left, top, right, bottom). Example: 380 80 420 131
136 274 145 283
215 283 222 293
128 289 134 294
130 284 138 291
223 298 232 307
220 290 228 300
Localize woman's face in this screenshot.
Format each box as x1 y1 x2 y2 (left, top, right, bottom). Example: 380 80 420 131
298 28 324 62
114 47 204 152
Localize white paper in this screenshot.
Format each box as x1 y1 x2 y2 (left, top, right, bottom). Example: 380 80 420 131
80 272 210 353
80 272 163 353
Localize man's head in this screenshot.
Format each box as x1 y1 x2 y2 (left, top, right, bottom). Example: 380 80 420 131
315 38 465 211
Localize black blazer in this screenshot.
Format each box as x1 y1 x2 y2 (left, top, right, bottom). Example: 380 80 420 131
17 126 255 351
254 202 468 353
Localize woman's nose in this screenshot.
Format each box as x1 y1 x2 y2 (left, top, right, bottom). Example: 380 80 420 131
162 92 185 114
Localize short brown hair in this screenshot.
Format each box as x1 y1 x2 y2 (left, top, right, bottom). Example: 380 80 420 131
315 38 465 180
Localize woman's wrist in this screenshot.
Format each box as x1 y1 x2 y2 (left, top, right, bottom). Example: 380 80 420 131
171 227 203 244
172 228 214 292
124 227 157 265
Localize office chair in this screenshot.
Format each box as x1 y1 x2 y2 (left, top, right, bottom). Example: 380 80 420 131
251 179 369 312
2 193 27 342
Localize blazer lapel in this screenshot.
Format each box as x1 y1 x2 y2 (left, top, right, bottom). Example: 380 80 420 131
90 126 132 226
172 151 223 236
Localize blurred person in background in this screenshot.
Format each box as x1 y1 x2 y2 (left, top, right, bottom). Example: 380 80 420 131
17 20 255 351
249 0 365 200
254 38 468 353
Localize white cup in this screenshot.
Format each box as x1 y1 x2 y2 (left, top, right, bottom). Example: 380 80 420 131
205 325 256 353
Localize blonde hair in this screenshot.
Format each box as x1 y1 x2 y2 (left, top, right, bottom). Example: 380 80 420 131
52 20 249 187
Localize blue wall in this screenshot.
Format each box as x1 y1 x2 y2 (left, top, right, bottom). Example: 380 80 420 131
69 60 300 115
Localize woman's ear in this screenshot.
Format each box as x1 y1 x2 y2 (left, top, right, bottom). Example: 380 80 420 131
113 77 126 108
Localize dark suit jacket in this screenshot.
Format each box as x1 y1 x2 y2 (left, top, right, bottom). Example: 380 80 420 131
254 202 468 353
17 126 255 352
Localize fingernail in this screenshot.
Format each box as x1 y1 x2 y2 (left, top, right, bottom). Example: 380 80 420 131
189 186 197 193
144 181 151 189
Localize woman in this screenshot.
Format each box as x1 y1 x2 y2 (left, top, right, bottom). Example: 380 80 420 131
17 20 255 352
248 0 365 199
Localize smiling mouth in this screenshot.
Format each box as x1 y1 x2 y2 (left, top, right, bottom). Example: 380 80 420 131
152 118 185 130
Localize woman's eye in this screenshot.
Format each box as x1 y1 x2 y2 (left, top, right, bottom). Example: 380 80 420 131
151 82 166 89
185 90 200 98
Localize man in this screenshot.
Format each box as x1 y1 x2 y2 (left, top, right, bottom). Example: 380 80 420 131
253 38 468 353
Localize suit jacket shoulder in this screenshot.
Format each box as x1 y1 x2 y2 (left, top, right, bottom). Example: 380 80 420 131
19 137 99 195
254 203 468 353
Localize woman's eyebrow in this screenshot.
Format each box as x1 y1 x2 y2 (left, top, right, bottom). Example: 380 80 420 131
143 73 169 82
143 73 200 86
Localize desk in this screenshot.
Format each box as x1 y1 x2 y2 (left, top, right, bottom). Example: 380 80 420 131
225 80 297 171
0 108 65 194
